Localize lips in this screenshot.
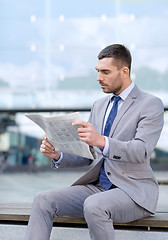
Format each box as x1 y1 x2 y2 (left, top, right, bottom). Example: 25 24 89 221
100 83 106 88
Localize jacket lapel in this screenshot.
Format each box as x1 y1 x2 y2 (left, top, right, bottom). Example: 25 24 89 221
98 95 111 134
109 85 140 136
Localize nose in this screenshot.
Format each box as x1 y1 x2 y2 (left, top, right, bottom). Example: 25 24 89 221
97 72 102 82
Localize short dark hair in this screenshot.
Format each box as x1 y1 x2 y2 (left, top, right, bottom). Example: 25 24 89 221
98 44 132 73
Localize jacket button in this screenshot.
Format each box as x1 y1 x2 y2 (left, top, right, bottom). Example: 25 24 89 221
107 172 111 176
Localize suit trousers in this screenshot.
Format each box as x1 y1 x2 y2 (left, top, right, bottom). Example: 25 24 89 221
25 184 150 240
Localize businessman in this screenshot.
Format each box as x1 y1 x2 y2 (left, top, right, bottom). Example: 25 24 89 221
25 44 164 240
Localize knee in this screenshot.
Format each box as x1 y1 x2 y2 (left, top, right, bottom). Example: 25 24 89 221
34 191 46 204
83 196 101 218
84 195 112 223
33 191 52 214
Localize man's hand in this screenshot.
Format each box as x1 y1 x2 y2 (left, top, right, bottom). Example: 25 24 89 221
40 136 61 160
72 120 105 150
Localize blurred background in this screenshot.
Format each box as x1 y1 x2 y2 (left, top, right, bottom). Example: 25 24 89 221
0 0 168 203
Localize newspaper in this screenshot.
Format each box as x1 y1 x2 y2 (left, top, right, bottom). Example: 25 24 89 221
25 112 97 160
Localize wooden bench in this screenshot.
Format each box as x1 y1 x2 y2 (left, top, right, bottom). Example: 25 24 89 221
158 179 168 185
0 203 168 231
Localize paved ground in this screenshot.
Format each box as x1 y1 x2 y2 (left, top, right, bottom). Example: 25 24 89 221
0 224 168 240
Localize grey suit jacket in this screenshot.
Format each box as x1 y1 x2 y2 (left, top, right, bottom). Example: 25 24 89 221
52 85 164 214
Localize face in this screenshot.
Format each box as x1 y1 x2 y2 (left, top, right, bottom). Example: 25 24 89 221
96 57 130 95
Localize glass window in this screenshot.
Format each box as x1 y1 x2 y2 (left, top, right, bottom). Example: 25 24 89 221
0 0 168 109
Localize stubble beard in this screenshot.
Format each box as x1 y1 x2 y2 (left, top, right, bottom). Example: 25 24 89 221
102 85 122 95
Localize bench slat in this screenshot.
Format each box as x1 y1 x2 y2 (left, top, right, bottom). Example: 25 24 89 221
0 203 168 229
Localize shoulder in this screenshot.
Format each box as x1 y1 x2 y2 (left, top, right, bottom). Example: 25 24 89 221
92 95 110 107
133 85 164 108
135 89 164 118
88 95 110 122
140 90 163 107
90 95 112 116
95 94 110 103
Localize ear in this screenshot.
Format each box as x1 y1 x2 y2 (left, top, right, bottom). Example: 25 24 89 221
121 67 129 78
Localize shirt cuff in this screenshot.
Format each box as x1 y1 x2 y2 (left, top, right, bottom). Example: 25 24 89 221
52 152 63 168
103 136 109 157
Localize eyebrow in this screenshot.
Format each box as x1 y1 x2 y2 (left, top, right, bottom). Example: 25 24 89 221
95 67 110 72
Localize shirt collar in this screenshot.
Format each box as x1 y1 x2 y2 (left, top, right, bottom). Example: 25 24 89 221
111 81 135 101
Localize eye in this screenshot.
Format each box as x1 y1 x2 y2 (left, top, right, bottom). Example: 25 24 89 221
103 70 110 75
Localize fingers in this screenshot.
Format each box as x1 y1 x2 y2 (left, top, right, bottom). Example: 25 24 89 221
72 121 94 141
72 121 93 144
43 134 48 140
72 121 92 133
40 138 55 154
72 120 88 128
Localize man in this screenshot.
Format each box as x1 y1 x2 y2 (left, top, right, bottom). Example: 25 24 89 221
25 44 164 240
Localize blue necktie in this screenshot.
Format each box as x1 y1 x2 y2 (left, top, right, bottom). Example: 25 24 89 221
99 96 121 190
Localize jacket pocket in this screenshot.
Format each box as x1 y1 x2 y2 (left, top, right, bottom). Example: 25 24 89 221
122 170 154 180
